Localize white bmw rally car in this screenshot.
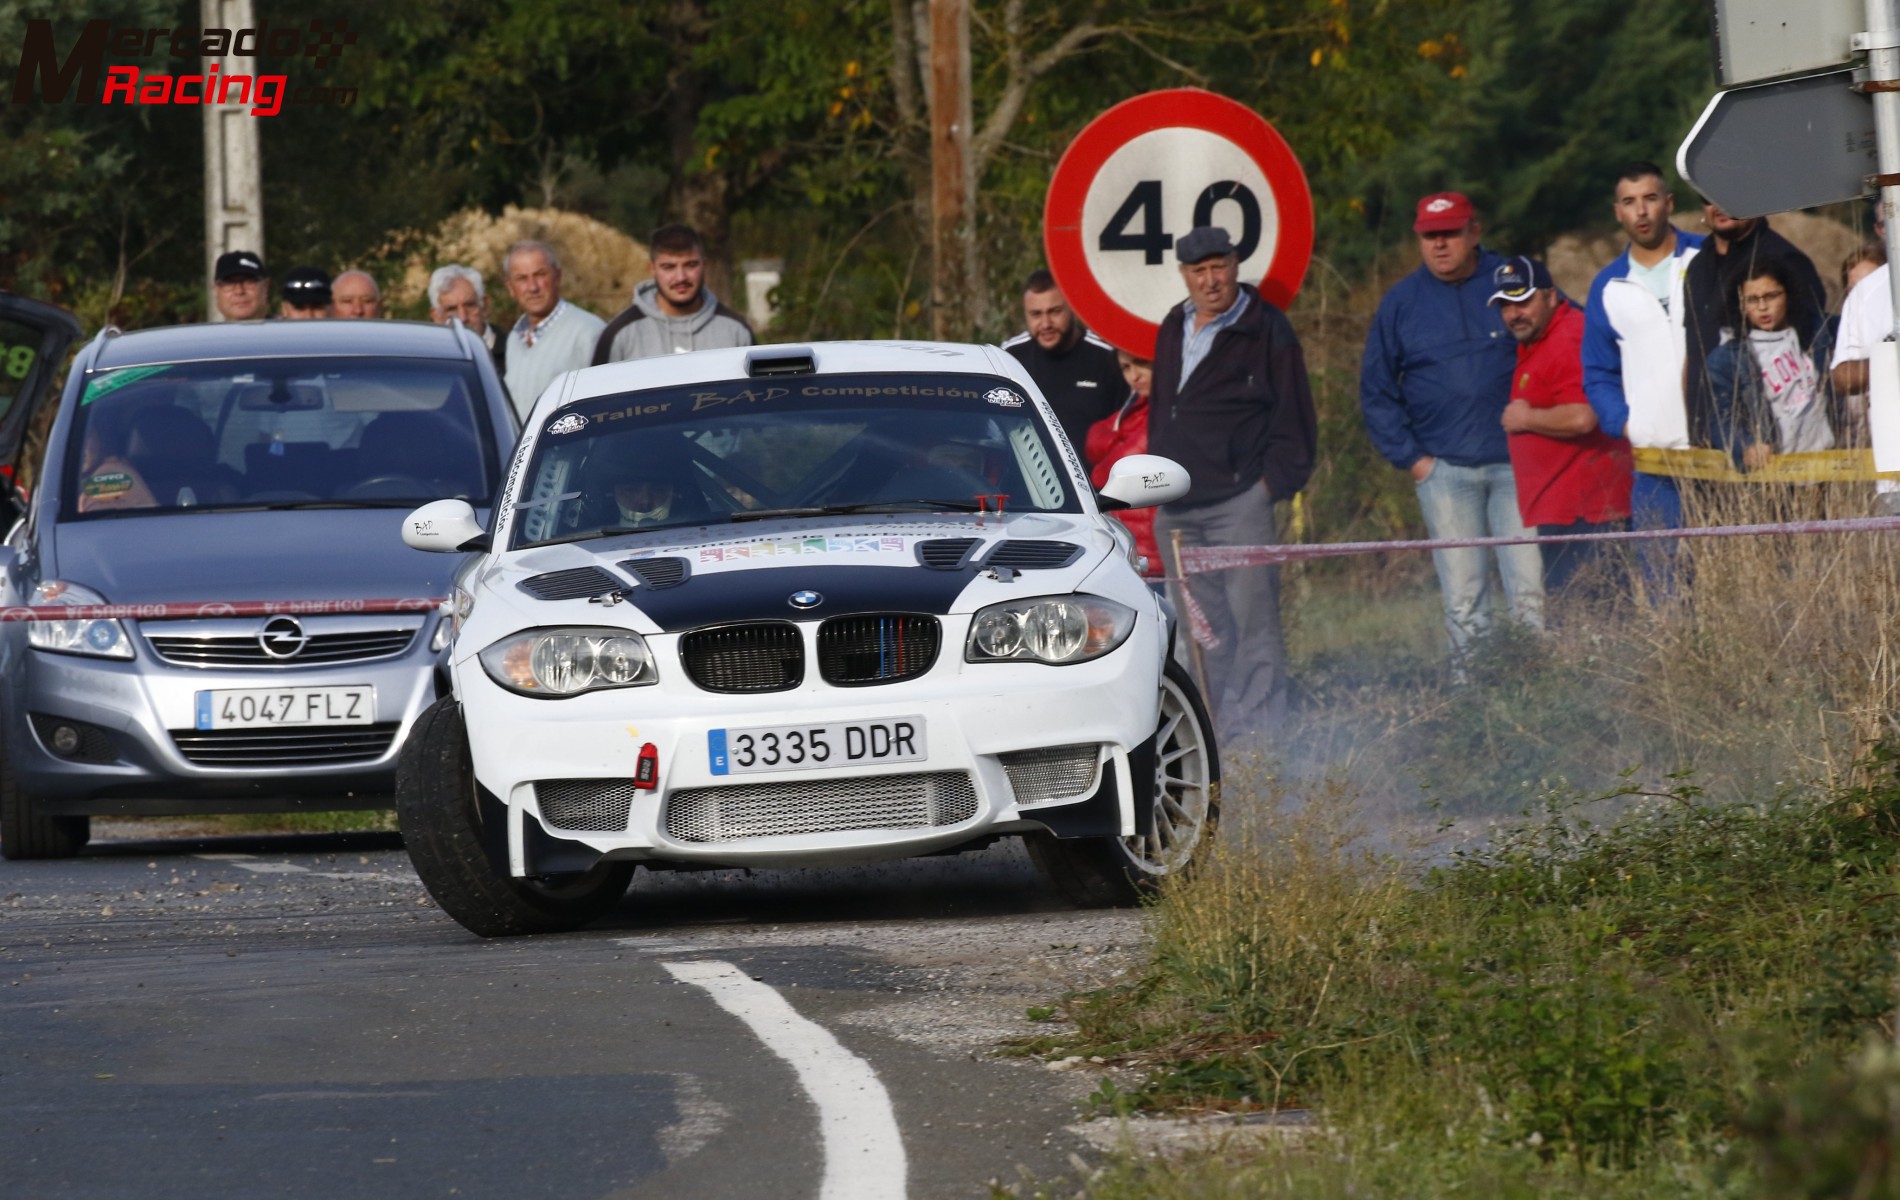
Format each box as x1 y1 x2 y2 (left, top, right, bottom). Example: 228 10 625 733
397 341 1218 936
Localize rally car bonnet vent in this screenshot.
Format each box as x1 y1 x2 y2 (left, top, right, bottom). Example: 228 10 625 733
518 566 623 601
983 540 1084 570
679 622 804 693
745 347 817 377
915 537 981 570
618 556 691 590
817 614 940 686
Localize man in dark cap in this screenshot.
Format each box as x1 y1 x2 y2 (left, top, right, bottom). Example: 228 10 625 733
212 250 269 322
1146 225 1318 740
1361 191 1542 664
278 267 332 319
1490 255 1632 593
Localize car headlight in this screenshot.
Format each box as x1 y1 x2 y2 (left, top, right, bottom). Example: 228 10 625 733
964 596 1135 665
26 581 134 660
478 626 657 697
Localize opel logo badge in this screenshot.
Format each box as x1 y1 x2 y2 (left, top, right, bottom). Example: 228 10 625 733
788 590 822 610
257 615 309 660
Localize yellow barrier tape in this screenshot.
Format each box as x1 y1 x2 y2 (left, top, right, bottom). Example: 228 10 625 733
1288 492 1306 543
1631 446 1900 483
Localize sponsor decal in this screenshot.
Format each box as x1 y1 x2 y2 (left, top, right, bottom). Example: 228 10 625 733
80 364 169 405
983 386 1025 408
693 534 916 563
12 17 360 117
546 413 587 435
689 385 789 412
80 470 134 498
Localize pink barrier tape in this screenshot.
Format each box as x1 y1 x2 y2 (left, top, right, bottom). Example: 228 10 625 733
0 597 449 622
1177 515 1900 574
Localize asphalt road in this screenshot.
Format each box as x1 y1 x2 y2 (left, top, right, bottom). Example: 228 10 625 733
0 825 1144 1199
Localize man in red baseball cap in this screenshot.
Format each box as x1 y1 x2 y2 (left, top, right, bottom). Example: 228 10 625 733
1360 191 1544 667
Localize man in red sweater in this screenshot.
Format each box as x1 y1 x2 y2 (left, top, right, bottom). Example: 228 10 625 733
1492 256 1633 592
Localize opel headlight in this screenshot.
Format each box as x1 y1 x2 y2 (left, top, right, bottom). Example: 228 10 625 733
478 627 657 697
965 596 1135 665
26 581 133 660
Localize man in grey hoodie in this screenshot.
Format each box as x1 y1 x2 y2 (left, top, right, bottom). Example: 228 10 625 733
593 224 755 363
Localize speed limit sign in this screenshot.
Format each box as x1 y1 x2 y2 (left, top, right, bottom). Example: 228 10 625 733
1044 89 1314 358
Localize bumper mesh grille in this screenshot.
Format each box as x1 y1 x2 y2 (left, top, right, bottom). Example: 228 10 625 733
679 622 803 693
664 771 978 843
169 723 399 767
817 614 939 686
29 713 120 764
999 744 1101 804
535 779 637 832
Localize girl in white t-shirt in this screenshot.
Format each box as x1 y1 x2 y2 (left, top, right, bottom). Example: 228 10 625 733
1705 257 1836 472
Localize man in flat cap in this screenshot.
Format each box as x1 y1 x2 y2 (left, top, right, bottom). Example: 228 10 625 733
1361 191 1542 666
1146 225 1318 741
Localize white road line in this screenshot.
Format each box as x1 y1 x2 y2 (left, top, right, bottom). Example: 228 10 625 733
663 960 907 1200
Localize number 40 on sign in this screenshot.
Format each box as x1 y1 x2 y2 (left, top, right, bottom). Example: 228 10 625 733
1044 89 1314 359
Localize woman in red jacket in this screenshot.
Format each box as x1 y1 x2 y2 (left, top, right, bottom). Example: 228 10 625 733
1085 351 1165 586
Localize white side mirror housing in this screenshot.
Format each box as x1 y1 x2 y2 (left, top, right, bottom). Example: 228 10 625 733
402 499 488 553
1097 454 1191 511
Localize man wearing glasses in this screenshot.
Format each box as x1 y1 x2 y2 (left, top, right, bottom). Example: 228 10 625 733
212 251 269 322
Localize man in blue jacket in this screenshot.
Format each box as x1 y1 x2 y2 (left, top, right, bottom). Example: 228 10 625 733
1360 192 1543 661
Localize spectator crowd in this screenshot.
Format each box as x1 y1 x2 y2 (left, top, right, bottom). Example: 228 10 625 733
209 222 756 423
202 160 1888 741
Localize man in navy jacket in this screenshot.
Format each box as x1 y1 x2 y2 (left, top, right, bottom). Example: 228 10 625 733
1360 192 1544 662
1148 226 1318 739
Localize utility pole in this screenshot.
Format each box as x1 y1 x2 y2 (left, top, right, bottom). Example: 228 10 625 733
1867 0 1900 341
202 0 263 321
928 0 971 341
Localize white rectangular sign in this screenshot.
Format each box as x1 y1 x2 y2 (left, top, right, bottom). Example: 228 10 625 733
1713 0 1860 86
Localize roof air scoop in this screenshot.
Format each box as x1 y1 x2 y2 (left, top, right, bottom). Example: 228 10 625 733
745 347 817 377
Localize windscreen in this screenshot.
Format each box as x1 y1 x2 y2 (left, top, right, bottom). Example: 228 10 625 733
510 372 1077 549
63 356 496 519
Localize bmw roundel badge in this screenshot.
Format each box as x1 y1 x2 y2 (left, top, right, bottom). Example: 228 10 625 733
788 590 823 610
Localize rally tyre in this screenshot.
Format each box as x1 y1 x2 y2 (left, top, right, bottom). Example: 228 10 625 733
396 698 633 937
0 745 89 860
1028 658 1219 907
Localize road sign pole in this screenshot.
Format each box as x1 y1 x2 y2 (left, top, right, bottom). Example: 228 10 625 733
1868 0 1900 339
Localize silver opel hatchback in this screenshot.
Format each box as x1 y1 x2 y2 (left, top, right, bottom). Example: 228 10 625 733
0 319 516 858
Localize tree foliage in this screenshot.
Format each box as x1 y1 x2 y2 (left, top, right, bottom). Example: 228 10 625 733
1 0 1717 335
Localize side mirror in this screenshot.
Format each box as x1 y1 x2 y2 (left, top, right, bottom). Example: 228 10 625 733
1097 454 1191 511
402 499 489 553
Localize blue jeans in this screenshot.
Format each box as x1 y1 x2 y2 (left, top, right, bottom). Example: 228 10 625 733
1414 460 1545 657
1630 472 1682 599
